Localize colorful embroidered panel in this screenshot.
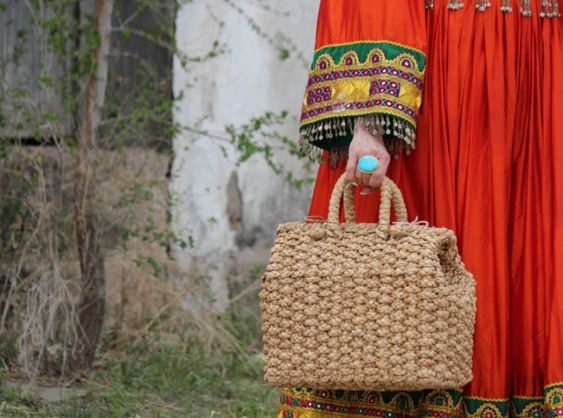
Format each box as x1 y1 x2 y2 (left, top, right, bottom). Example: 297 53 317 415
277 383 563 418
299 41 426 146
544 382 563 417
278 387 464 418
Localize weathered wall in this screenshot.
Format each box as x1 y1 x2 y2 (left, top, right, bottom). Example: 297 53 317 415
171 0 320 307
0 1 69 137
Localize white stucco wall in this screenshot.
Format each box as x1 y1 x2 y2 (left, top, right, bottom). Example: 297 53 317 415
171 0 320 307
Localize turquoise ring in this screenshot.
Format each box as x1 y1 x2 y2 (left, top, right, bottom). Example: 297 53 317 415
358 156 380 174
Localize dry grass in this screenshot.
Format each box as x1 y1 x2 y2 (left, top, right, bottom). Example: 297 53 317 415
0 265 277 418
0 146 275 416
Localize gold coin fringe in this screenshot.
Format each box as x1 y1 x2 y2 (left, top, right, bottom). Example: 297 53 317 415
296 141 349 167
298 115 416 164
541 0 561 17
356 115 416 157
501 0 513 12
423 0 561 16
476 0 492 11
299 117 354 145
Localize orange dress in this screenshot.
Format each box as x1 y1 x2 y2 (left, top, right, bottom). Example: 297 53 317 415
278 0 563 417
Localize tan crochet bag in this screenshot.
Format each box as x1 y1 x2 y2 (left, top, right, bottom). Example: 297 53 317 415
260 174 476 391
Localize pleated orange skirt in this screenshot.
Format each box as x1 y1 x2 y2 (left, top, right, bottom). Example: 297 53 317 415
278 1 563 417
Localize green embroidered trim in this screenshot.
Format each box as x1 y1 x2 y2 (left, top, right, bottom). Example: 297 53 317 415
279 388 464 417
299 41 426 162
311 41 427 72
545 382 563 417
279 383 563 418
510 397 544 418
463 397 509 418
461 383 563 417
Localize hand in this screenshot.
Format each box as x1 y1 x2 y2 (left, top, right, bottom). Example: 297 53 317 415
346 119 391 195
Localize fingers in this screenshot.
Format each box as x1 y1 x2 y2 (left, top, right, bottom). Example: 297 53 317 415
346 152 358 183
358 173 383 195
347 124 391 192
355 169 370 186
360 186 376 196
361 156 390 195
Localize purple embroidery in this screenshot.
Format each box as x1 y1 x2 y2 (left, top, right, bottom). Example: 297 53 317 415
370 79 401 97
306 86 332 106
301 98 417 122
307 65 423 91
319 60 329 70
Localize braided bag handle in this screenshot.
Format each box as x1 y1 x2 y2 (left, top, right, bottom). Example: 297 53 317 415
327 175 357 223
327 174 408 225
378 177 408 225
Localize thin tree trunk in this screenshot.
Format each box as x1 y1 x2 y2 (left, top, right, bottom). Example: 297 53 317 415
70 0 113 372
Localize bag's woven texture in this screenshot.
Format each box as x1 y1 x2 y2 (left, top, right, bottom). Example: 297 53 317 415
260 175 476 391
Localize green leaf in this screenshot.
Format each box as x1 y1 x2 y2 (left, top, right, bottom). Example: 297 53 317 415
121 28 132 42
278 48 290 60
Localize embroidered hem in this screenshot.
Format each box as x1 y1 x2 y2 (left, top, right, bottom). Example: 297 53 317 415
278 388 464 418
277 383 563 418
299 41 426 161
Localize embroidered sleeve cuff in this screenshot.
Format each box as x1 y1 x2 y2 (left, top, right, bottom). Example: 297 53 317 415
298 41 426 161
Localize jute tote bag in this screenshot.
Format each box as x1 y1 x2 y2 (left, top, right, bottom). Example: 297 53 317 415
260 174 476 391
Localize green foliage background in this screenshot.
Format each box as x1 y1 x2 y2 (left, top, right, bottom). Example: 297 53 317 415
0 0 313 415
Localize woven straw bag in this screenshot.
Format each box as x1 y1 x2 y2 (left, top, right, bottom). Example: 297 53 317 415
260 174 476 391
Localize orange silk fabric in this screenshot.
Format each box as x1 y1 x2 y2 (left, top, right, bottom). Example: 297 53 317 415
314 0 427 53
308 0 563 401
